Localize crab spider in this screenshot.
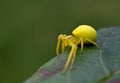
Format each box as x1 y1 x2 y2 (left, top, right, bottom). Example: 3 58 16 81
56 25 100 73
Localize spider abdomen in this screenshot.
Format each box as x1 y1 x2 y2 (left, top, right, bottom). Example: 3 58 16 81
72 25 97 43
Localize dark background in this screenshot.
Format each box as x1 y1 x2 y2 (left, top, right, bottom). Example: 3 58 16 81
0 0 120 83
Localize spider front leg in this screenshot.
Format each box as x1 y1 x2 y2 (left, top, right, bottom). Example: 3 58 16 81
62 43 77 73
70 46 77 69
56 36 61 55
61 40 67 52
56 34 66 55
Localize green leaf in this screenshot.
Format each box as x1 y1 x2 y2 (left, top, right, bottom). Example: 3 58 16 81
24 27 120 83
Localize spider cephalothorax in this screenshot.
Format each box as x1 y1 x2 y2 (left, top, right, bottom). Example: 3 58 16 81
56 25 100 73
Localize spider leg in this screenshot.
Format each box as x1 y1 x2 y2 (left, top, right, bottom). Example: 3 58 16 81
80 38 84 52
85 39 100 49
56 34 66 55
62 35 75 52
56 34 67 55
62 43 77 73
70 45 77 69
61 41 66 52
56 36 61 55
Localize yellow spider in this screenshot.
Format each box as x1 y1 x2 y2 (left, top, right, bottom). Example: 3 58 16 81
56 25 100 73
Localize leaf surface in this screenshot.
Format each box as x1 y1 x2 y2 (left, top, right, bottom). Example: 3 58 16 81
24 27 120 83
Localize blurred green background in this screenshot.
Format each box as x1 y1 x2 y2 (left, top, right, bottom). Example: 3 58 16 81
0 0 120 83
